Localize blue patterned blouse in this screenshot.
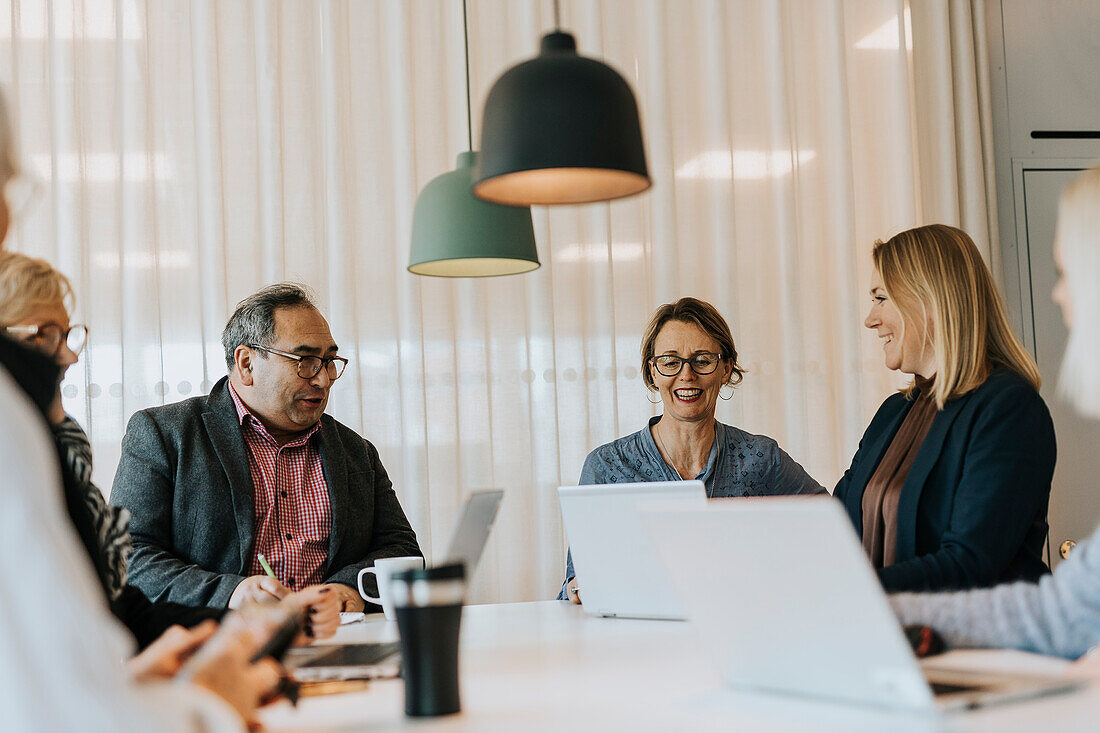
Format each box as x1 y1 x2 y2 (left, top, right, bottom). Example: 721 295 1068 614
558 415 826 599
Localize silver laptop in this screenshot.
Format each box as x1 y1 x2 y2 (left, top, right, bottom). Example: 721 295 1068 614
641 497 1079 711
443 489 504 578
558 481 706 620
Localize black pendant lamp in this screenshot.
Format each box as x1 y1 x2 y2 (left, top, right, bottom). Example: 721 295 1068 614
473 1 651 206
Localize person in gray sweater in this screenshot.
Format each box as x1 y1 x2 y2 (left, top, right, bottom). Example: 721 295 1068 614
890 165 1100 660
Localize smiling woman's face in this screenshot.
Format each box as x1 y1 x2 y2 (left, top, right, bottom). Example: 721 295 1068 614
864 268 936 378
650 319 732 426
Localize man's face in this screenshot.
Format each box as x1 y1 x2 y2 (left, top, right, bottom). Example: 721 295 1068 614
243 306 338 439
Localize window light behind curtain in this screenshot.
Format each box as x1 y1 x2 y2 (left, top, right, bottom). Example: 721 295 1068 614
1 0 996 603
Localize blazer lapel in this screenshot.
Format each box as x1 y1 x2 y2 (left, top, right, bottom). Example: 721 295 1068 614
203 391 256 572
843 401 914 536
894 394 969 560
316 417 349 568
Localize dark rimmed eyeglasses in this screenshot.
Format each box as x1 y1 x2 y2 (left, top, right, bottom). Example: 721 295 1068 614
4 323 88 357
649 352 723 377
248 344 349 380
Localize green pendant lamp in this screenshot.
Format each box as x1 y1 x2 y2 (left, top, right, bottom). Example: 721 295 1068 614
408 0 538 277
472 0 650 206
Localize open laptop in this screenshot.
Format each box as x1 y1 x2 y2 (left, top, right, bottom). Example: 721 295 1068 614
641 497 1079 711
558 481 706 620
443 488 505 575
339 489 504 625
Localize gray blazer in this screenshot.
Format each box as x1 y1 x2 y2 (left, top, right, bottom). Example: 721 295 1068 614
110 376 422 608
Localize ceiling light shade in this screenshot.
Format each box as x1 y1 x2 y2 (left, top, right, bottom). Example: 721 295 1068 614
408 151 539 277
473 31 651 206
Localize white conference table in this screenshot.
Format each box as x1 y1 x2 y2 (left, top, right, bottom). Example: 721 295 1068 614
262 601 1099 732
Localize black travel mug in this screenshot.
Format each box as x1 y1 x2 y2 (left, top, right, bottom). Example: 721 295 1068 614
390 563 466 717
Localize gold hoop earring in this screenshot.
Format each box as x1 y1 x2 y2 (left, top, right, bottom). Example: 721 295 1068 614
646 389 662 405
719 384 734 401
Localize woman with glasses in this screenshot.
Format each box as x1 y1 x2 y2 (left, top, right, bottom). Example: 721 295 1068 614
0 102 287 727
834 224 1054 594
560 297 825 604
0 252 86 422
0 251 343 641
0 252 130 582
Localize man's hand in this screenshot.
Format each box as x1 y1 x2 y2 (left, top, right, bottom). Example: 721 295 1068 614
228 575 290 609
565 578 582 605
320 582 365 612
128 620 218 681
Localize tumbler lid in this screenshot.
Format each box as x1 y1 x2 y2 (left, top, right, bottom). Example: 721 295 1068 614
392 562 466 583
390 563 467 608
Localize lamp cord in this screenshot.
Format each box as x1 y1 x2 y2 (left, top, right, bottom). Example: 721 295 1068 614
553 0 561 30
462 0 473 151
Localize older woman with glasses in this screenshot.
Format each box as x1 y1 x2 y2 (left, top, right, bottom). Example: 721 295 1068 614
560 297 825 603
0 252 86 423
0 252 129 577
0 251 343 641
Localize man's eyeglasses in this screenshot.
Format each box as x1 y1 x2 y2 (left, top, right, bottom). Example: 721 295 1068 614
248 344 349 380
649 352 723 377
4 323 88 357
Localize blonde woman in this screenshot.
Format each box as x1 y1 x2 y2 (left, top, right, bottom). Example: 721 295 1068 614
889 167 1100 659
834 224 1054 593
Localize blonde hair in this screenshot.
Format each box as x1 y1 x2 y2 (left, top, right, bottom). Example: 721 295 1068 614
0 250 74 325
640 297 746 391
1055 166 1100 419
873 224 1040 408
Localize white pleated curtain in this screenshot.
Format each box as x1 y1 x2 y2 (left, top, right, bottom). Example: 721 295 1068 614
1 0 996 603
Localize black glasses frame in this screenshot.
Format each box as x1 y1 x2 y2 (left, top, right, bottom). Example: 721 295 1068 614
248 344 349 380
649 352 723 377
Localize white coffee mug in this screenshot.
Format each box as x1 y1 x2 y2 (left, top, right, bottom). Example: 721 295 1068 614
358 556 424 620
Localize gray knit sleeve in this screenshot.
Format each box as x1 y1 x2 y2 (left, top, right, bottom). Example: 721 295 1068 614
889 523 1100 659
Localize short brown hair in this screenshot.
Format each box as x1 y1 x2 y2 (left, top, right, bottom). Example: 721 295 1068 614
640 297 746 391
221 282 318 368
873 224 1040 407
0 250 74 325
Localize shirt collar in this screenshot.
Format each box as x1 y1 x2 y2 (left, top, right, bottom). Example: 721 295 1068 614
227 381 321 447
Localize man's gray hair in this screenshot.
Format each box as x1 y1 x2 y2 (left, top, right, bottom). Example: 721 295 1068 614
222 282 318 368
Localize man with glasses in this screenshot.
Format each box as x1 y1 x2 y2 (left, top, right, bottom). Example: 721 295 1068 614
111 283 421 612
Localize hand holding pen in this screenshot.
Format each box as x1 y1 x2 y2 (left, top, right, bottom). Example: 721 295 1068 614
228 553 291 609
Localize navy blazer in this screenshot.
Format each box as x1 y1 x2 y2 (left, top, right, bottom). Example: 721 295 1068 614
111 376 422 608
833 370 1055 592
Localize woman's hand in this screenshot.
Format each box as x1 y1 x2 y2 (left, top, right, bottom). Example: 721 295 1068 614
128 620 218 681
180 619 283 725
566 579 582 605
291 585 341 641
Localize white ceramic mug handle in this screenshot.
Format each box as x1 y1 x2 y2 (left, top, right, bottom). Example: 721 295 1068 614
357 567 381 603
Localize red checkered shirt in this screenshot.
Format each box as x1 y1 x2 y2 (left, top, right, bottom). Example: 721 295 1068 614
229 383 332 591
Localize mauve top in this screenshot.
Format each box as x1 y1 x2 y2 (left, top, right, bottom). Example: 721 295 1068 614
861 389 939 568
557 415 826 599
